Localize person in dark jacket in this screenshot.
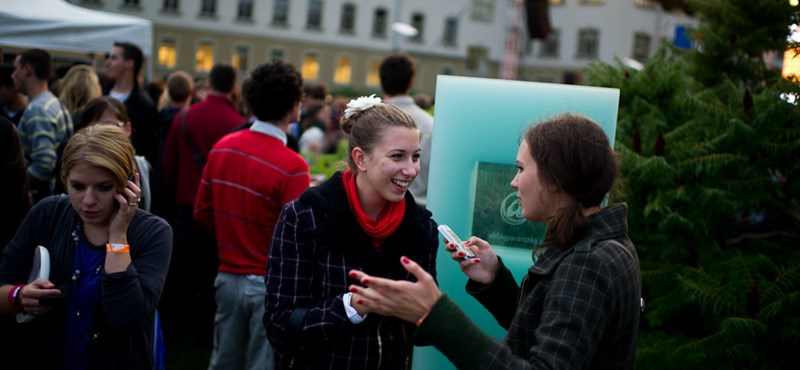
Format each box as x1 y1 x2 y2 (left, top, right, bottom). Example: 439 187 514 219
349 113 642 369
264 96 439 369
0 124 172 370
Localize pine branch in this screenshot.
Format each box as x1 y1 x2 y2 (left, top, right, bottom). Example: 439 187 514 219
677 269 739 316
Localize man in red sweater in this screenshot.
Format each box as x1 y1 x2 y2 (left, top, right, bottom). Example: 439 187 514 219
161 63 244 351
194 60 309 370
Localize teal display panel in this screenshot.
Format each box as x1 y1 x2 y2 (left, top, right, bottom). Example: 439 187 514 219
414 75 620 369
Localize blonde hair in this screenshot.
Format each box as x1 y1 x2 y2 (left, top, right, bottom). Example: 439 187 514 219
58 65 102 113
60 124 135 190
340 103 416 170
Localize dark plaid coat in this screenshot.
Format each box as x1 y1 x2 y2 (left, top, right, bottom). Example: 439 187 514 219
264 171 439 369
416 203 641 369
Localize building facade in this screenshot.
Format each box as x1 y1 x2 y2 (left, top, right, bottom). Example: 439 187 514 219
68 0 695 95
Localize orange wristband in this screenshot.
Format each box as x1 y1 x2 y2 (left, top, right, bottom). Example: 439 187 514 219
105 243 130 253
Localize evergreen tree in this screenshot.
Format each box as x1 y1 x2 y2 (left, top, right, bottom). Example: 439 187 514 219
585 1 800 368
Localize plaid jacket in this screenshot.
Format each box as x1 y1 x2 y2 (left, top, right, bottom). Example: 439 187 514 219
264 171 439 369
416 203 641 369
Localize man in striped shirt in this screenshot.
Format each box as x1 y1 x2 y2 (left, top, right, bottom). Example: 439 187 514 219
12 49 73 202
194 60 309 370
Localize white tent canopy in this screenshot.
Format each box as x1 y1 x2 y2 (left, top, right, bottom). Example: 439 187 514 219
0 0 152 74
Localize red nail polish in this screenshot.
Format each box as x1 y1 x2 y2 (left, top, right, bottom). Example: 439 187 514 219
458 251 465 256
349 271 357 278
475 259 481 263
402 257 410 264
349 287 358 293
357 300 364 305
362 278 369 284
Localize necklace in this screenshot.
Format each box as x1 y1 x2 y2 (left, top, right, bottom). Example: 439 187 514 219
71 220 107 250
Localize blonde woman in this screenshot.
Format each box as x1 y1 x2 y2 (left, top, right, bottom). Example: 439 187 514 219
0 124 172 369
58 64 102 128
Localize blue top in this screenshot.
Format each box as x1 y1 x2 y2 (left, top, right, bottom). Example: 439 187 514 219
60 224 105 370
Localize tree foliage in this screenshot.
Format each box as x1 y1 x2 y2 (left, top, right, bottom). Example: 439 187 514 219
585 0 800 368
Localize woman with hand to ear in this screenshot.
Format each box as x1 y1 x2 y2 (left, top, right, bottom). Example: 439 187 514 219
0 124 172 370
264 95 439 369
349 113 642 370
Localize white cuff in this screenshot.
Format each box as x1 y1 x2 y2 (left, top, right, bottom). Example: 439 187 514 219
343 292 367 324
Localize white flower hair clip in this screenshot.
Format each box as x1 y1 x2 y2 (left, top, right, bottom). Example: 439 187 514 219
343 94 382 119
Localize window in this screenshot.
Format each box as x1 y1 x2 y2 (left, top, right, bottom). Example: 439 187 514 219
81 0 102 4
269 48 286 61
539 29 560 57
162 0 179 12
576 28 599 58
365 60 381 86
443 17 458 46
471 0 494 22
334 57 352 85
635 0 656 7
440 65 454 75
632 33 651 62
372 8 388 38
232 45 250 73
410 13 425 43
340 3 356 34
302 53 320 80
307 0 323 30
581 0 605 4
237 0 253 19
200 0 216 16
466 46 488 75
123 0 140 7
195 41 214 72
549 0 564 4
273 0 290 25
158 37 177 69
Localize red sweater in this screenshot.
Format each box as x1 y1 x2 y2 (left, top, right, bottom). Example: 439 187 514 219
194 128 310 275
163 94 244 207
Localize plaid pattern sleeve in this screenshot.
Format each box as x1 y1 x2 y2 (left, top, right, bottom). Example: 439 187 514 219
264 201 351 355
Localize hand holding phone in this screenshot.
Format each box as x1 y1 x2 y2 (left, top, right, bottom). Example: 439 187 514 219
438 225 475 260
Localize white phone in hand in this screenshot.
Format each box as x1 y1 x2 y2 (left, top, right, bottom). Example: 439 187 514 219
438 225 475 259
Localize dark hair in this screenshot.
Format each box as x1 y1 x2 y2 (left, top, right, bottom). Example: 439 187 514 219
525 113 617 250
379 53 414 95
340 102 416 170
80 97 129 131
244 60 303 122
113 42 144 77
0 64 13 87
304 82 328 100
166 71 193 103
300 102 327 132
209 63 237 93
19 49 53 81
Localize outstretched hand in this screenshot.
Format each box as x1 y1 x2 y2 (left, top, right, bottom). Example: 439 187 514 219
348 257 441 324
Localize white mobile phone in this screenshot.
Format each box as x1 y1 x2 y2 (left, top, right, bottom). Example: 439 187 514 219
438 225 475 259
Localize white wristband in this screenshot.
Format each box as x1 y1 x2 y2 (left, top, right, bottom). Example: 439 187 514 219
343 292 367 324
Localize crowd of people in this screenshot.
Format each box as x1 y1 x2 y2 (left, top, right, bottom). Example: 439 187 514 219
0 42 641 370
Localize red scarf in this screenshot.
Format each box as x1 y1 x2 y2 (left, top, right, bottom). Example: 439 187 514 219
342 169 406 249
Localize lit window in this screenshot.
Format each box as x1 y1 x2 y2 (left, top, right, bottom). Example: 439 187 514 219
635 0 656 7
302 54 320 80
581 0 605 4
273 0 289 25
373 8 388 38
334 57 352 85
366 60 381 86
158 37 177 69
340 3 356 34
443 17 458 46
549 0 564 4
632 33 651 62
196 41 214 72
471 0 494 22
411 13 425 42
577 28 599 58
782 49 800 78
307 0 323 30
238 0 254 19
232 45 249 73
539 29 560 57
